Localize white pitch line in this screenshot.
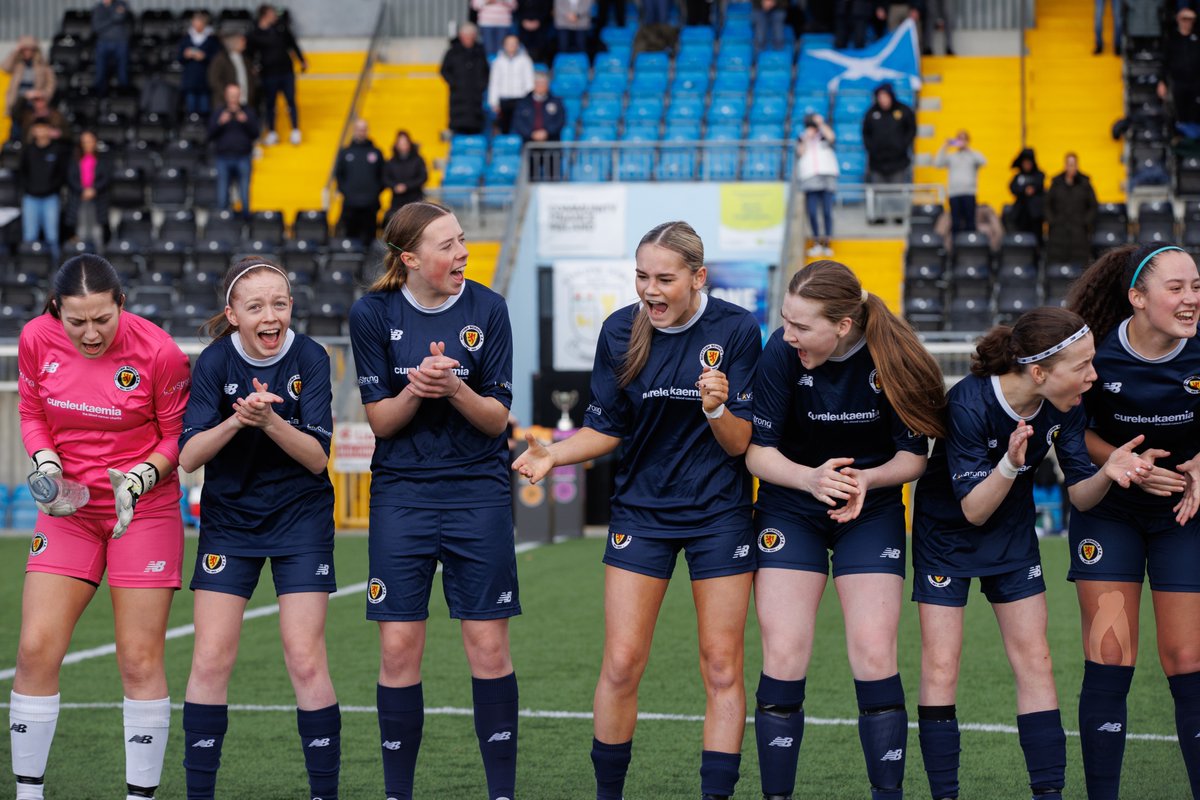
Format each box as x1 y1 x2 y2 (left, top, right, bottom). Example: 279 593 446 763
0 702 1179 743
0 542 542 682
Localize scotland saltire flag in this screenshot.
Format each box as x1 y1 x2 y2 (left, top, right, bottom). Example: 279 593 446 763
799 18 922 93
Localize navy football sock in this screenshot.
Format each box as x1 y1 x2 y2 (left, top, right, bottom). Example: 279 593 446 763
377 683 423 800
297 704 340 800
1078 661 1133 800
472 673 518 800
917 704 959 800
754 673 806 797
591 738 632 800
1169 671 1200 796
855 674 907 800
699 749 740 797
182 702 227 800
1016 709 1066 798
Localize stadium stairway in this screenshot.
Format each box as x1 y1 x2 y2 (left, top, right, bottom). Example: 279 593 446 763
802 238 905 313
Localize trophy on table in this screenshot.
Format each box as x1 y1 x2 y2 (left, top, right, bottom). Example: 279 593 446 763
551 389 579 432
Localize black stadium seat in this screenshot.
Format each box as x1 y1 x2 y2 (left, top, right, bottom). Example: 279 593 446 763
293 209 330 245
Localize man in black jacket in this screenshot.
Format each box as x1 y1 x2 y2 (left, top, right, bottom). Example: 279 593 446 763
335 119 385 248
247 4 307 146
862 82 916 223
441 24 490 135
92 0 132 95
516 0 553 64
208 83 260 219
19 120 67 259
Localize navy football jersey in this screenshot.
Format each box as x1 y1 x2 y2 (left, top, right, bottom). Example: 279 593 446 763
913 373 1096 576
349 280 513 508
751 330 928 517
584 294 761 537
1084 319 1200 513
180 330 335 556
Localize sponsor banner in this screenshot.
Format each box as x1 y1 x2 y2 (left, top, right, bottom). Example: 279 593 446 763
707 260 772 343
552 259 638 372
537 184 628 258
333 422 376 474
718 183 786 253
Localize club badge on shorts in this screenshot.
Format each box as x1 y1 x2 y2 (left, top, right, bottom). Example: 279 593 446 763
758 528 785 553
1078 539 1103 565
610 532 632 550
368 578 387 603
202 554 227 574
29 532 48 556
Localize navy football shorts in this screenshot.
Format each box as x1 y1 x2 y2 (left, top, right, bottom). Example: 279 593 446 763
753 500 907 578
912 563 1046 607
190 550 336 598
1068 503 1200 592
601 526 757 580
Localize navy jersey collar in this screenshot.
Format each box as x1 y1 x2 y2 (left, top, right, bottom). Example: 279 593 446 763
827 332 867 362
1117 317 1186 363
231 327 295 367
402 283 466 314
991 374 1042 422
660 292 708 335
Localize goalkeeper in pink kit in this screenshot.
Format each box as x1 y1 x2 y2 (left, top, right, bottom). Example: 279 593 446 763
10 254 191 800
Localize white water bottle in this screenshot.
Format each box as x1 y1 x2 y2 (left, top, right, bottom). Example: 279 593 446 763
28 470 91 510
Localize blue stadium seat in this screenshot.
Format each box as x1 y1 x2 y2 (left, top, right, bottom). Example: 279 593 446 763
707 96 747 126
552 52 590 74
594 52 627 74
569 139 613 182
560 124 577 142
589 72 627 95
703 127 741 180
582 97 623 126
757 50 794 72
712 72 751 96
624 122 660 139
656 132 697 181
629 72 669 98
442 155 484 206
750 95 788 124
680 26 715 45
10 484 37 529
634 51 671 74
579 123 619 141
838 149 867 177
794 70 828 92
552 72 588 98
668 96 705 122
664 120 702 140
600 27 635 47
491 134 523 157
671 70 710 97
676 47 714 71
834 123 863 145
716 47 754 71
721 26 753 46
748 123 786 140
562 97 583 126
742 148 781 180
606 44 632 63
833 91 872 119
793 92 828 116
626 97 664 123
485 155 521 185
800 32 836 50
618 129 655 181
754 70 791 94
450 134 488 158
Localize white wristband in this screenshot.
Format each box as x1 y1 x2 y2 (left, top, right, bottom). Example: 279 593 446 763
703 403 727 420
997 453 1020 480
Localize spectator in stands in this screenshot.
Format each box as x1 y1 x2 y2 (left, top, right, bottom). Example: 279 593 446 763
640 0 675 25
92 0 132 96
862 82 916 223
66 130 110 247
248 4 307 146
516 0 554 64
795 113 838 257
753 0 789 50
3 36 56 143
597 0 628 29
835 0 884 49
178 12 222 117
1159 7 1200 137
384 130 428 219
1045 153 1097 266
489 34 535 134
18 91 68 145
685 0 719 26
513 71 565 180
1008 147 1046 245
555 0 595 54
209 33 258 115
335 119 386 249
18 120 66 260
922 0 955 55
934 129 986 234
1094 0 1122 54
441 23 491 135
209 83 260 219
473 0 518 56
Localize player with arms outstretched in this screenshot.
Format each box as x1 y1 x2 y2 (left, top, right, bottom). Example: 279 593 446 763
11 254 191 800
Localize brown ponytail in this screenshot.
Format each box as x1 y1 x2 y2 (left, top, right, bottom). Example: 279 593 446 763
1068 242 1182 342
369 201 453 294
201 255 292 339
616 220 706 388
970 306 1088 377
789 260 947 438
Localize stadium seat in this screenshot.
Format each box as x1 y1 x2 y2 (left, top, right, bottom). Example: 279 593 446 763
146 240 189 278
629 73 669 98
0 169 18 206
996 261 1038 285
951 231 991 279
116 208 154 246
593 53 627 74
235 240 281 267
282 240 322 280
192 166 219 210
150 167 189 209
551 52 589 75
626 97 664 124
192 240 231 277
205 209 245 246
906 232 945 281
599 27 635 48
904 281 944 329
106 239 142 279
754 70 791 95
250 210 286 245
712 72 752 97
948 296 992 331
292 209 329 245
1179 157 1200 195
617 129 655 182
676 48 714 72
702 127 741 181
997 286 1040 320
1000 232 1038 269
680 26 715 46
749 95 788 124
757 50 794 72
716 46 754 72
1094 202 1129 237
792 92 828 120
910 203 944 234
306 303 348 338
127 286 176 325
450 134 488 158
178 269 223 309
707 97 747 126
491 134 523 158
633 52 670 74
587 72 625 97
177 113 209 147
314 269 357 308
656 131 697 181
582 97 622 127
109 167 146 209
484 155 522 186
553 72 588 98
741 148 781 181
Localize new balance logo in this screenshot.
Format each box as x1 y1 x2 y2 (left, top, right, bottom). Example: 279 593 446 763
767 736 794 748
42 362 59 373
143 560 167 573
223 383 238 395
1028 565 1042 580
487 731 513 742
308 738 331 747
315 563 330 576
10 724 27 733
1103 382 1122 393
879 547 901 559
192 739 216 748
128 735 154 744
880 749 904 761
797 374 814 387
382 740 403 750
1097 722 1123 733
732 544 750 559
496 591 513 604
390 329 404 341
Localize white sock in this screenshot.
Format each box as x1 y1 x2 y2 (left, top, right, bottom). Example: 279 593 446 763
123 696 170 798
10 691 59 800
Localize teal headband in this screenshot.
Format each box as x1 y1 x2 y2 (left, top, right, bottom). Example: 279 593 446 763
385 242 403 251
1130 246 1185 289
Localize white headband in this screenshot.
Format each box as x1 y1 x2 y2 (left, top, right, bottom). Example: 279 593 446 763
225 263 290 307
1015 325 1090 365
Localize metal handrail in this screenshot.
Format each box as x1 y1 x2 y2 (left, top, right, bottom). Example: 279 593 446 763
321 0 389 210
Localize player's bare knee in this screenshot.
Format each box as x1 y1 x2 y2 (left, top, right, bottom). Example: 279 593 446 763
600 648 648 689
700 654 742 694
1160 642 1200 676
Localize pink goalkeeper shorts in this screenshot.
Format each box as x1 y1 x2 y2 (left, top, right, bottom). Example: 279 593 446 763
26 506 184 589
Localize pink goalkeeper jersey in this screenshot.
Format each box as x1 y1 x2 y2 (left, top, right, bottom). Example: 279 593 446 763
18 311 192 520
